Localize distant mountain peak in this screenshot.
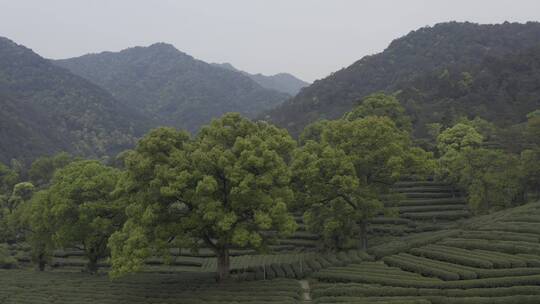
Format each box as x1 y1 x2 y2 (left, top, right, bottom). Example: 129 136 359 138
0 36 151 163
54 45 288 133
212 62 309 95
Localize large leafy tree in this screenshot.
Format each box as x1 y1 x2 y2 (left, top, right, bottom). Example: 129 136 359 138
42 160 122 273
293 116 433 250
109 113 297 281
437 123 525 213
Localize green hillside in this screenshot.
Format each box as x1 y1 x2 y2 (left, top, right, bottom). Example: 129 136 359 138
54 43 289 132
0 37 152 163
212 62 310 95
264 22 540 136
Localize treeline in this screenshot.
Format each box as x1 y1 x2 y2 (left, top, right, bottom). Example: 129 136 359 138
0 94 539 280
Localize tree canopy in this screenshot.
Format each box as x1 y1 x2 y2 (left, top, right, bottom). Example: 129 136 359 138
109 113 297 280
293 113 433 250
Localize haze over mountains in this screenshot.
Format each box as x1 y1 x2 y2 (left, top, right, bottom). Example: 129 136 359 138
212 62 309 95
2 21 540 163
263 21 540 136
0 37 151 164
54 43 291 132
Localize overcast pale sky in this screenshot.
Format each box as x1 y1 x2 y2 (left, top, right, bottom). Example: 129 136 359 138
1 0 540 82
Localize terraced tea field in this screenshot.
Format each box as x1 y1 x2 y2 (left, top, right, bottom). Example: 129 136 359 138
368 180 469 247
2 179 538 304
311 202 540 303
0 271 302 304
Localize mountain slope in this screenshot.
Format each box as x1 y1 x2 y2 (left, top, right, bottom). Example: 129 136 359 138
55 44 289 132
212 62 309 95
0 37 151 163
398 45 540 137
263 21 540 135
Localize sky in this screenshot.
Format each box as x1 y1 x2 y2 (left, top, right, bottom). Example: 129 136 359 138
1 0 540 82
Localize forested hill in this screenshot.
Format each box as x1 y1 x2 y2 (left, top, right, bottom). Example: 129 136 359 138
398 44 540 137
212 62 310 95
54 43 289 132
263 21 540 135
0 37 151 164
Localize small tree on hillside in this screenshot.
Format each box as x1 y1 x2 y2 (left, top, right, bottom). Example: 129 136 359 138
345 93 413 133
109 113 297 281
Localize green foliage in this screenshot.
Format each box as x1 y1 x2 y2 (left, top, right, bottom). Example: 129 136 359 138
293 115 434 250
526 110 540 147
440 147 523 212
0 244 17 269
266 22 540 136
436 123 483 155
0 37 150 163
28 152 74 187
521 148 540 198
0 182 35 242
109 113 297 280
54 43 288 133
461 117 498 141
0 162 19 195
345 93 413 133
18 190 55 270
298 119 331 145
38 160 122 273
437 123 525 213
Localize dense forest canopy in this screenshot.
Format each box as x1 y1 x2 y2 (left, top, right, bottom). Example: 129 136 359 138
0 37 152 164
54 43 290 133
263 22 540 136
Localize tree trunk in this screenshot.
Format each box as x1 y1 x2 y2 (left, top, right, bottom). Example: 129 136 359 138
86 256 99 274
38 253 46 271
217 248 230 282
359 220 368 251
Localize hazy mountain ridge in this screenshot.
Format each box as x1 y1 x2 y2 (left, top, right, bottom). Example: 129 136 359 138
0 37 151 163
55 43 290 132
263 21 540 135
212 62 309 95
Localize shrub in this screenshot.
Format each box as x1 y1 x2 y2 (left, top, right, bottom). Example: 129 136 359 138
369 230 461 259
384 253 477 280
410 246 493 268
439 238 540 255
383 255 461 281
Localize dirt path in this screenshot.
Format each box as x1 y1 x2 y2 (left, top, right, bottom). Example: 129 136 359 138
299 279 311 302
